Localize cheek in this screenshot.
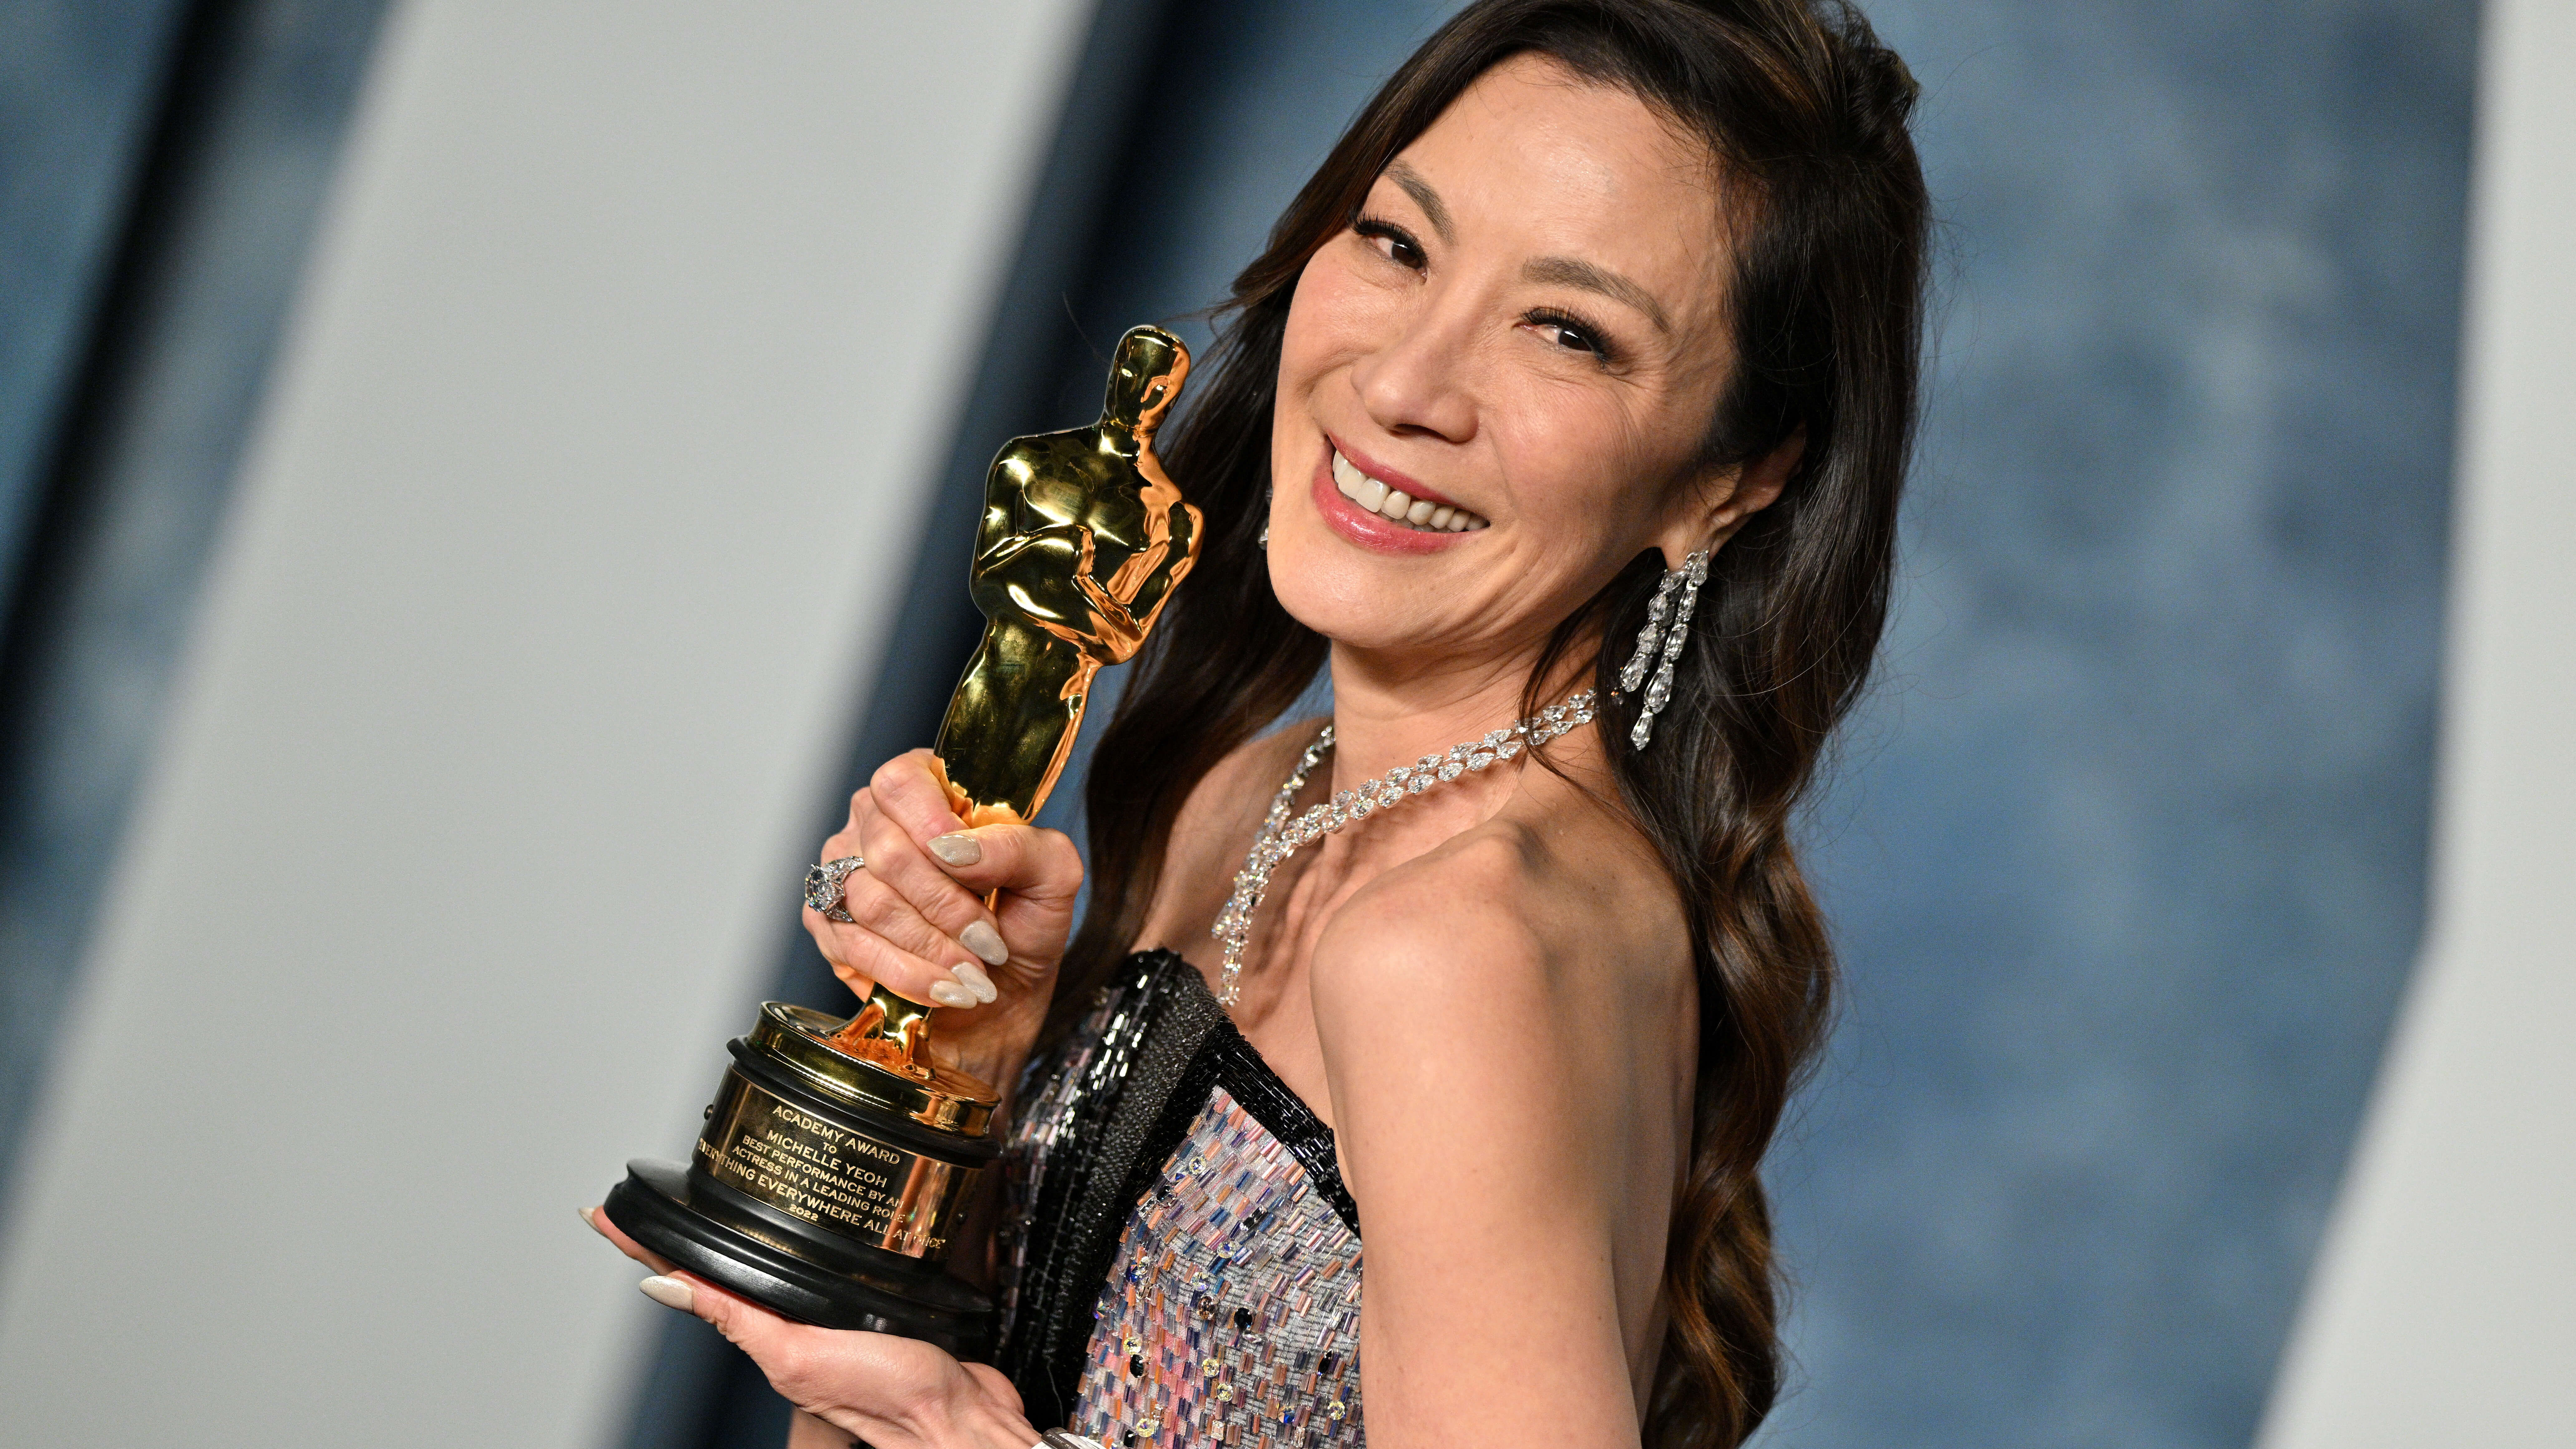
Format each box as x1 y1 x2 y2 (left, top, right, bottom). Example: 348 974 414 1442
1489 391 1662 539
1279 248 1393 394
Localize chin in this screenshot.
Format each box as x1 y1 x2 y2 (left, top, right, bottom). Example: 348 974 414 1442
1267 540 1397 649
1271 546 1474 663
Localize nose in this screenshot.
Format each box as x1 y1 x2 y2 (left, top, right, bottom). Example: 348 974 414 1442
1348 285 1478 444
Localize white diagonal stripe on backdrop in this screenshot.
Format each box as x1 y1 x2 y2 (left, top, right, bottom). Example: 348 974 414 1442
2258 0 2576 1442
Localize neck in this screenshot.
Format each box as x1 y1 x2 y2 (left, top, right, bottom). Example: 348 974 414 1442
1322 638 1596 792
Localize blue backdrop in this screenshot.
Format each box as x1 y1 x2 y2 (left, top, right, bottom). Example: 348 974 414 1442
1772 3 2471 1442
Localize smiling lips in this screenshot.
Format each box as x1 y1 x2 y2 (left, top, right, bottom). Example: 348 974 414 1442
1330 449 1490 533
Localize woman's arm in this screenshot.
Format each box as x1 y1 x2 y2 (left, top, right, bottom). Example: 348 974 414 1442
1310 834 1690 1449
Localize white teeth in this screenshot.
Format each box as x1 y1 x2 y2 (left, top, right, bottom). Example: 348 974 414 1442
1332 451 1387 509
1329 447 1488 534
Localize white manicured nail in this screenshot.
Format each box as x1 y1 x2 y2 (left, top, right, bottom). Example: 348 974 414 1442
959 920 1007 966
639 1276 694 1312
929 981 977 1009
953 962 998 1003
928 833 981 866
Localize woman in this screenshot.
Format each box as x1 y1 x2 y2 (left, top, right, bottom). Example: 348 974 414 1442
591 2 1927 1447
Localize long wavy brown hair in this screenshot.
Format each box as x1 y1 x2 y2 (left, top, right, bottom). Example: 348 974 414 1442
1049 2 1926 1444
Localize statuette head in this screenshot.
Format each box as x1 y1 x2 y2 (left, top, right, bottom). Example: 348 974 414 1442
1102 325 1190 431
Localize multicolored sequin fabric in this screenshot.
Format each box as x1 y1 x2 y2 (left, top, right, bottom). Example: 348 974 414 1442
1071 1087 1363 1448
997 953 1364 1448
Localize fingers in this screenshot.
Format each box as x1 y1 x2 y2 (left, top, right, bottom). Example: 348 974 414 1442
583 1204 677 1276
638 1271 980 1432
854 802 1004 967
811 752 1078 989
919 822 1084 979
862 749 1083 953
963 1362 1026 1418
862 752 1079 903
635 1273 830 1389
803 751 1083 1015
911 820 1084 907
866 749 967 843
804 904 989 1011
803 768 995 1009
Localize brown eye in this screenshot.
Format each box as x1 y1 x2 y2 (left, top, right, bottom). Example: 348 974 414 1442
1527 308 1615 362
1544 321 1600 353
1354 217 1426 270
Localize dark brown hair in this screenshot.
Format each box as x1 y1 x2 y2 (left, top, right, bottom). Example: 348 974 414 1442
1056 2 1925 1444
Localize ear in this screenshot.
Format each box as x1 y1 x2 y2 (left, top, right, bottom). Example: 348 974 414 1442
1656 427 1805 564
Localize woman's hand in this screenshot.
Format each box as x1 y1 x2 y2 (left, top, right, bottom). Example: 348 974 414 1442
807 748 1083 1088
584 1206 1040 1449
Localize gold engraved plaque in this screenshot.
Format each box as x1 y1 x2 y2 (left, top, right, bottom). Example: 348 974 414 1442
695 1072 975 1259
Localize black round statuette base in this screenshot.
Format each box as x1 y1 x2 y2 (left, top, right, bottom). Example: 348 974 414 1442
603 1000 1003 1361
607 1160 995 1358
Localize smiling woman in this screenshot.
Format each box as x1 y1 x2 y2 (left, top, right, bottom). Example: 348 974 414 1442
590 4 1927 1449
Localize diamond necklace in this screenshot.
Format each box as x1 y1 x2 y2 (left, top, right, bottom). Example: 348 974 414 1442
1212 689 1599 1006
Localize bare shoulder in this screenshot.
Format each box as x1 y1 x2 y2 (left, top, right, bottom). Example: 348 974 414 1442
1308 782 1694 1095
1307 774 1697 1287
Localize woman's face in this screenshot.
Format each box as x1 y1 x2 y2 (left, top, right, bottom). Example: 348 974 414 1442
1268 55 1752 680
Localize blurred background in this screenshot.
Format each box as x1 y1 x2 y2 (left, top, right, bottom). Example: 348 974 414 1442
1 2 2566 1447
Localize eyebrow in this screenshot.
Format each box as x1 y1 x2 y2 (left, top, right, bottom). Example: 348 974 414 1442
1379 160 1674 337
1382 160 1454 242
1523 255 1673 335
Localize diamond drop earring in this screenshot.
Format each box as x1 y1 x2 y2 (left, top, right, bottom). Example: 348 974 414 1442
1617 549 1708 751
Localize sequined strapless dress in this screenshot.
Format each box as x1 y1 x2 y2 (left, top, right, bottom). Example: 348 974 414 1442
995 951 1364 1449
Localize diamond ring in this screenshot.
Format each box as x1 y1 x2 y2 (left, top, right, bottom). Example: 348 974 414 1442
803 856 865 923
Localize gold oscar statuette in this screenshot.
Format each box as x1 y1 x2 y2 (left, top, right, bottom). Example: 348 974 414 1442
605 327 1201 1357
